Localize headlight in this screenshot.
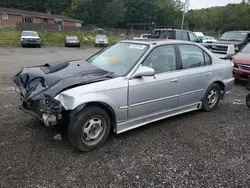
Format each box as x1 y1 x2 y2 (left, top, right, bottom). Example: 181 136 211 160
38 99 62 112
232 59 238 68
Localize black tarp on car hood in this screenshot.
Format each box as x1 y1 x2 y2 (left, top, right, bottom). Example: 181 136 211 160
13 59 113 101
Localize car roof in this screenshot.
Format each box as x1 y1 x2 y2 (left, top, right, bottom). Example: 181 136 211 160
119 39 197 46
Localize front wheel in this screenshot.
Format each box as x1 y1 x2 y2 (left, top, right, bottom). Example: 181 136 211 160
202 83 221 112
246 94 250 108
68 106 111 152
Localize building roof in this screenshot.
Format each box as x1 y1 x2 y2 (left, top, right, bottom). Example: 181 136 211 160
0 7 83 22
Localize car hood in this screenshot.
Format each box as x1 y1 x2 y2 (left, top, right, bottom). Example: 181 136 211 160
13 60 114 101
233 53 250 64
213 40 243 45
22 36 40 39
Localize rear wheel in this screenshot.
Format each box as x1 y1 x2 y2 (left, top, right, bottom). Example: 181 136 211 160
68 106 111 152
202 83 221 112
246 94 250 108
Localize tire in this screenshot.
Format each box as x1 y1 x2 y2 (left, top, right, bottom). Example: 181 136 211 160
68 106 111 152
21 43 25 48
202 83 221 112
246 94 250 108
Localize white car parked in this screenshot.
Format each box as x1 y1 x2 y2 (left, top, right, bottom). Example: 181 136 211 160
95 34 109 47
21 31 41 48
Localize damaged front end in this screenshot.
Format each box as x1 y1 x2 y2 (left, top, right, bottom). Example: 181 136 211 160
13 59 113 128
21 99 64 127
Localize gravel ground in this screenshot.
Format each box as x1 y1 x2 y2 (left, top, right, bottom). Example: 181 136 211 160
0 47 249 188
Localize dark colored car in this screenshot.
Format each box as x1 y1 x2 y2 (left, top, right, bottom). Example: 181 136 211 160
65 36 80 47
232 42 250 81
147 27 201 43
211 31 250 54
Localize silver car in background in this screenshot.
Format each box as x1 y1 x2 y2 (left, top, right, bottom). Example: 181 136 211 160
13 39 235 152
95 34 109 47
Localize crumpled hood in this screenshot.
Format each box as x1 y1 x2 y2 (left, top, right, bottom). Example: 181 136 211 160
13 59 113 101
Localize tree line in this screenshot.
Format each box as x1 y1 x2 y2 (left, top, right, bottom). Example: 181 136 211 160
1 0 250 32
186 1 250 32
0 0 183 28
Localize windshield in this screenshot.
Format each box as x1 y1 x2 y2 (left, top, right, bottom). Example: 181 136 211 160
86 43 149 76
219 32 247 41
66 36 78 40
198 36 206 40
241 43 250 53
22 31 38 36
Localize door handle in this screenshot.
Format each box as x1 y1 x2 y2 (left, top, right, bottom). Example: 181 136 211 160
207 72 212 76
171 79 178 83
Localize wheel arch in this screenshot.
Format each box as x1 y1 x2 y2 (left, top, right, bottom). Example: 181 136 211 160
71 101 117 128
213 80 225 92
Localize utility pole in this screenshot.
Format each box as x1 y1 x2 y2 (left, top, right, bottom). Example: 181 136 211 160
181 0 189 30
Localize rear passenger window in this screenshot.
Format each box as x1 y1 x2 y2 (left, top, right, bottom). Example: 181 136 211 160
179 44 212 69
163 31 176 39
204 51 212 65
180 31 189 41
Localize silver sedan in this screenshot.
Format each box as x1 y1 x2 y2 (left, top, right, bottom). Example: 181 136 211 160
14 39 235 151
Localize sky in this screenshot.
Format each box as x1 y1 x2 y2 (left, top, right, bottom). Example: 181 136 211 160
183 0 242 9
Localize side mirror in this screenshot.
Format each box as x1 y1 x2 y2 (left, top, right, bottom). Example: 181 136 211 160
132 66 155 78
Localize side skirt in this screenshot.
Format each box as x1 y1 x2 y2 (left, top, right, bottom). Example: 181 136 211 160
115 102 202 134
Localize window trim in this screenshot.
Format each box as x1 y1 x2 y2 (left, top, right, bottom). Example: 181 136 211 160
177 44 213 70
140 44 181 75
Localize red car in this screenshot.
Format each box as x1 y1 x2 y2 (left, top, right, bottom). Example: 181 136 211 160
233 43 250 81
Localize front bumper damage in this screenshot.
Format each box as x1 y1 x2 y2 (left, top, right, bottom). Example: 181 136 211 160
18 95 64 127
12 59 114 128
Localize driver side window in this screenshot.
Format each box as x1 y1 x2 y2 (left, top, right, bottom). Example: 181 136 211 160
143 45 176 74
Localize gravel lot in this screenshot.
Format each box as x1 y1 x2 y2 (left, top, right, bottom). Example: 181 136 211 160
0 47 249 188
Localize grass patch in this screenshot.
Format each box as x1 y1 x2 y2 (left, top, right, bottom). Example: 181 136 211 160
0 29 125 46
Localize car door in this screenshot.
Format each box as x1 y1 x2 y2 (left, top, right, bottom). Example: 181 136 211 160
177 44 213 107
128 44 180 119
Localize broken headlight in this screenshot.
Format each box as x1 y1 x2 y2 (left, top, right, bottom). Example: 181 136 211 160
36 99 63 112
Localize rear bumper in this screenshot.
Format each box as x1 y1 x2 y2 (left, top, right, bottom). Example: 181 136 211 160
223 77 235 93
65 42 80 47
